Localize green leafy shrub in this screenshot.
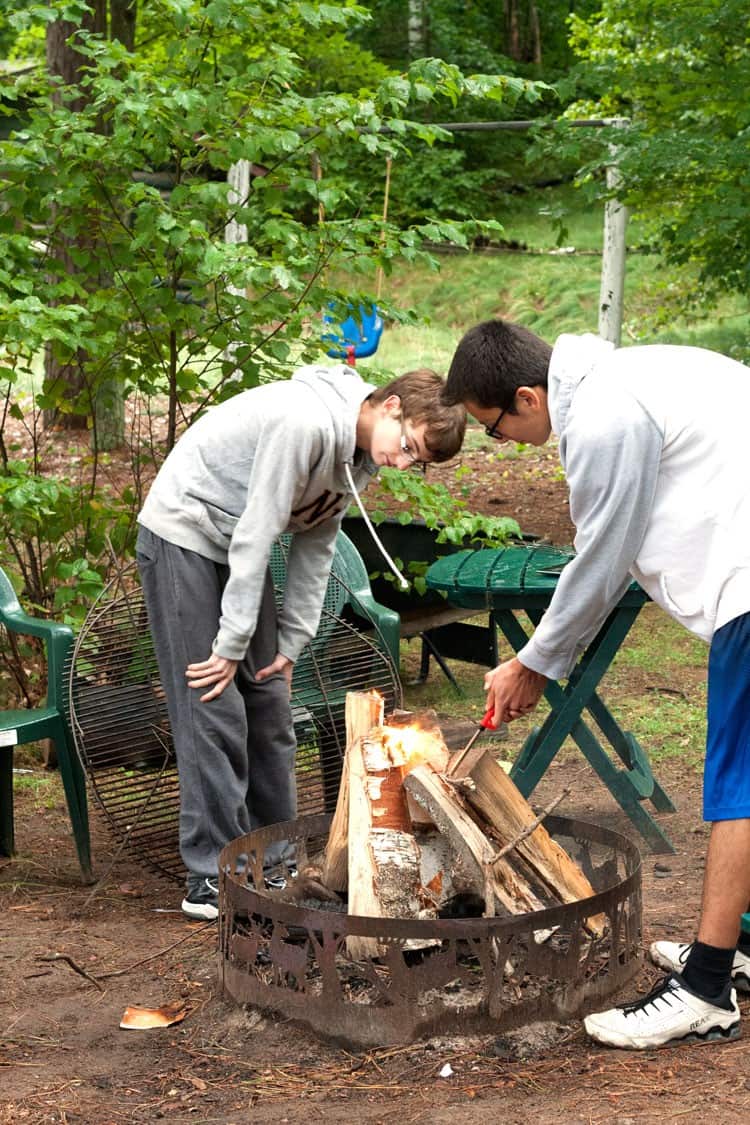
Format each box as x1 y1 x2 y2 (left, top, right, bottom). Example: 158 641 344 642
365 468 521 594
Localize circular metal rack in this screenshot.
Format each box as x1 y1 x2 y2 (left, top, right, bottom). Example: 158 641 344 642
67 561 400 880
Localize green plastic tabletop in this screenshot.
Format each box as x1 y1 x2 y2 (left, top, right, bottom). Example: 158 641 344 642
426 545 647 609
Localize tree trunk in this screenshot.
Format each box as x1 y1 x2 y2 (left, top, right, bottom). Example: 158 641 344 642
529 0 542 66
110 0 137 50
505 0 521 61
44 5 127 448
407 0 425 60
44 18 93 432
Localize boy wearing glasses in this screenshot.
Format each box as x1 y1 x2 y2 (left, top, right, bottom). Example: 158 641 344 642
137 363 465 920
442 317 750 1051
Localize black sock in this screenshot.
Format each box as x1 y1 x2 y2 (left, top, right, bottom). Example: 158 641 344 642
738 929 750 955
682 941 735 1001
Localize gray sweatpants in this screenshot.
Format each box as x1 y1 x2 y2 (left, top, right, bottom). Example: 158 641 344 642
136 527 296 882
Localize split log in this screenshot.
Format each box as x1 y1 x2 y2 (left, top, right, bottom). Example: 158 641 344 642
462 750 606 936
346 733 424 959
403 764 548 918
321 691 383 891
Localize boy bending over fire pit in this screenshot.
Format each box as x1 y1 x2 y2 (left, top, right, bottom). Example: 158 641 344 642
136 365 465 921
443 319 750 1051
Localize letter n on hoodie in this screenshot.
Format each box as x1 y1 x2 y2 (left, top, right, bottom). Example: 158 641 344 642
293 490 344 527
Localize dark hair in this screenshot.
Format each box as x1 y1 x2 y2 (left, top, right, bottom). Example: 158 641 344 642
442 320 552 411
370 368 466 462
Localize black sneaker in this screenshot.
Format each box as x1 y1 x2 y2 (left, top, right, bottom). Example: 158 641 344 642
181 877 219 921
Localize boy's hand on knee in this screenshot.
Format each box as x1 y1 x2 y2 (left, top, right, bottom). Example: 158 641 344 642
186 654 239 701
255 653 294 691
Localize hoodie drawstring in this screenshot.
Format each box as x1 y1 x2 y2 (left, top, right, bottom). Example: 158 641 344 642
343 462 409 589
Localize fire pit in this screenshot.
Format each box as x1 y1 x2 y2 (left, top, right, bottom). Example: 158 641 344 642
218 813 641 1048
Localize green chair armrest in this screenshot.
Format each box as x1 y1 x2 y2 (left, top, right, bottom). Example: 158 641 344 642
334 532 400 668
1 606 74 644
0 567 74 708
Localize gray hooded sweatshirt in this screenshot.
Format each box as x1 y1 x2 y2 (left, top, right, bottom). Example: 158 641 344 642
138 364 378 663
518 333 750 680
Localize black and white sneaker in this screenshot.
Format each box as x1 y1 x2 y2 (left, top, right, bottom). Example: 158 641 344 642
650 940 750 994
264 864 298 891
181 877 219 921
583 973 740 1050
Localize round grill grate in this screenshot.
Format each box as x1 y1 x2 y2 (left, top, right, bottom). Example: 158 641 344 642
67 561 401 881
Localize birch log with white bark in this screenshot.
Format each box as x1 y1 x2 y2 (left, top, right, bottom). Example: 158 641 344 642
403 764 548 917
321 691 384 891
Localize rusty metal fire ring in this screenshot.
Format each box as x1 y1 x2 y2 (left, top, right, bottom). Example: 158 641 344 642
218 813 642 1048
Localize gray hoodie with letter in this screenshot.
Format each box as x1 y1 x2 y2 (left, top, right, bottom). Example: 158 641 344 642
138 364 377 663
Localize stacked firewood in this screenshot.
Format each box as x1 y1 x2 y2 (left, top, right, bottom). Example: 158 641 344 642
315 692 604 959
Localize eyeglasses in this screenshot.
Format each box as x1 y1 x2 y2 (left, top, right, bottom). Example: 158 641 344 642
484 403 510 441
400 422 428 472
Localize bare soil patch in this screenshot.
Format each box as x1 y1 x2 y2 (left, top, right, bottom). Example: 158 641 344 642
3 745 747 1125
3 424 746 1124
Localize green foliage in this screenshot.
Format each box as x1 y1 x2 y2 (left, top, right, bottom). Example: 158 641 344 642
0 4 41 57
0 457 130 624
0 0 546 625
365 467 520 593
359 0 600 80
1 1 545 420
566 0 750 304
340 0 603 225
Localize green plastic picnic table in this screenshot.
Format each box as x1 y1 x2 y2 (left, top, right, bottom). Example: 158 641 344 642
426 544 676 854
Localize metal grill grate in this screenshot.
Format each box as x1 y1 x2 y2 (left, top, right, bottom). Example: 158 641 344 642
68 561 400 881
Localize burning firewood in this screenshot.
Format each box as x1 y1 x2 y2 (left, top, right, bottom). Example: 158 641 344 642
346 715 453 958
316 693 606 956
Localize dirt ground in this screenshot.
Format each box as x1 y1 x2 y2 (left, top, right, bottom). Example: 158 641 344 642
3 436 749 1124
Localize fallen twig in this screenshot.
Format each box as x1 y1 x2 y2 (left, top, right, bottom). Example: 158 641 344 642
37 953 105 992
492 787 571 862
98 920 215 979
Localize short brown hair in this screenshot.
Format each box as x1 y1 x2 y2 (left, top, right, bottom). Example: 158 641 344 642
369 368 466 463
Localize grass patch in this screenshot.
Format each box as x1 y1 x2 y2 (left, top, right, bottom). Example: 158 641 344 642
623 693 706 770
357 181 750 379
613 609 708 670
368 249 750 380
12 771 60 810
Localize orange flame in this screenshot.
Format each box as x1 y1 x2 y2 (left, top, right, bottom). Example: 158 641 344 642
378 719 450 774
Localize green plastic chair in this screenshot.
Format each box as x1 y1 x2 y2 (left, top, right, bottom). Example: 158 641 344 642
0 566 93 882
269 530 400 669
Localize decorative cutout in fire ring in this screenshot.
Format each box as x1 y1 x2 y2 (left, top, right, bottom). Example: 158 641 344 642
219 814 641 1049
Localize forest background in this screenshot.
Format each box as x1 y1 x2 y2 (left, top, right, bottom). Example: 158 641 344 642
1 0 749 707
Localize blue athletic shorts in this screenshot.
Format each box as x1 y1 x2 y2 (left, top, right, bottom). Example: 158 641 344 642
703 612 750 821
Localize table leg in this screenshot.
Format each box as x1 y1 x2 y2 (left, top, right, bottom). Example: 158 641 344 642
494 606 675 853
417 632 462 693
585 693 676 813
